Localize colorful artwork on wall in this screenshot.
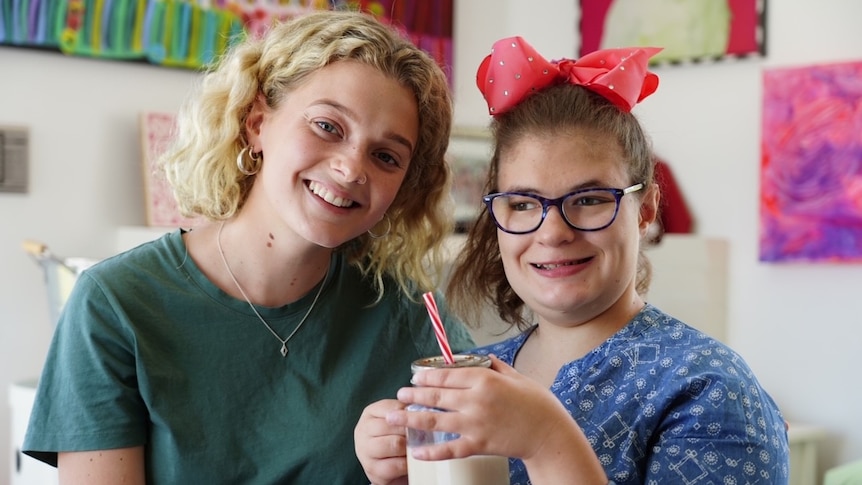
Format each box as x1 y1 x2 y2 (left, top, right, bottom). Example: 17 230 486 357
0 0 453 81
579 0 766 64
760 60 862 263
341 1 454 84
231 1 454 84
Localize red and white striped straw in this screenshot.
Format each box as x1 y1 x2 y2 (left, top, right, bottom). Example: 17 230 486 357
422 291 455 365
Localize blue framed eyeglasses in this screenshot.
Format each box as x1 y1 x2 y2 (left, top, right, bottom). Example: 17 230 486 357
482 183 644 234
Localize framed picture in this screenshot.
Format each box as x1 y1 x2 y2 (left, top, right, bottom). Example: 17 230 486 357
579 0 767 64
140 112 201 228
447 127 492 232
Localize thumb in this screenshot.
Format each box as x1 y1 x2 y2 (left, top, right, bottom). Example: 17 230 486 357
488 354 517 375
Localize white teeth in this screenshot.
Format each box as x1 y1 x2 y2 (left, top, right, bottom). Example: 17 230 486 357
536 262 573 270
308 181 355 208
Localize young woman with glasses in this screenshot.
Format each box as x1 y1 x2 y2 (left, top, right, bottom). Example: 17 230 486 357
355 37 789 484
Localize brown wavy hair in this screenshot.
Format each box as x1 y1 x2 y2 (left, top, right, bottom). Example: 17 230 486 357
446 85 655 330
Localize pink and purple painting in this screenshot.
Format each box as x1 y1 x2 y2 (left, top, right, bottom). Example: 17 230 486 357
760 60 862 263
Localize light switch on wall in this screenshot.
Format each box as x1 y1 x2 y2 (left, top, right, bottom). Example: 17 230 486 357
0 125 29 193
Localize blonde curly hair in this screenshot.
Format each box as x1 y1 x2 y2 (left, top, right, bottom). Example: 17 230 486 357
160 10 454 299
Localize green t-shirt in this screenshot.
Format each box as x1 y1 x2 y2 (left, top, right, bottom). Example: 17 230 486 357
24 230 474 484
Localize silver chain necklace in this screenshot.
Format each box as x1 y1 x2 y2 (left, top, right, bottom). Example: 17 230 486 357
217 221 327 357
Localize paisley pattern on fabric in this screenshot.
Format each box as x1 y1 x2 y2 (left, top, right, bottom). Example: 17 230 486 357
470 304 790 484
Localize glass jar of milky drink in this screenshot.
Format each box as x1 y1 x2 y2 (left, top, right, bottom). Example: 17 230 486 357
406 354 510 485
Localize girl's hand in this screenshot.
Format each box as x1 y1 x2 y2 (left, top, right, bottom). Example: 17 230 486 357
385 355 607 484
354 399 409 485
385 355 565 460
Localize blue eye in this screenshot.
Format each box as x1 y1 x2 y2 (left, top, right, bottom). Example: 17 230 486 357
315 120 339 134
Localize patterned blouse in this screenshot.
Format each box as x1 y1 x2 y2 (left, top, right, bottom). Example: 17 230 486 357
471 304 790 484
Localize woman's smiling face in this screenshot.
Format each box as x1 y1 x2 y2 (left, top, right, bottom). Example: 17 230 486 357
495 127 656 327
244 60 419 248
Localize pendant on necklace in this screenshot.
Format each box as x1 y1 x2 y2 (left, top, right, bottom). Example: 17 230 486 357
281 343 289 357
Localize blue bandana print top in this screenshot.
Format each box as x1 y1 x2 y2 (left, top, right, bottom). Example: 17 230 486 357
471 304 789 484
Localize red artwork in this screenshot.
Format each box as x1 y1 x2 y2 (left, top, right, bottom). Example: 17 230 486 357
579 0 765 64
654 159 693 235
225 0 454 85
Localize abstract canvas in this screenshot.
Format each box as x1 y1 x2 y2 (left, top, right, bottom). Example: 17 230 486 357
760 60 862 263
579 0 766 64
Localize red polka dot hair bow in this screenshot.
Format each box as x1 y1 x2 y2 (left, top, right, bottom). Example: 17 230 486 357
476 36 662 116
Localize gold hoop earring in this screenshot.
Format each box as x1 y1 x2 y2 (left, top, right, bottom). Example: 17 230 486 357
237 146 262 175
367 214 392 239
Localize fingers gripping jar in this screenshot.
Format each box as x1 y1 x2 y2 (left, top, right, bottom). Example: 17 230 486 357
406 354 510 485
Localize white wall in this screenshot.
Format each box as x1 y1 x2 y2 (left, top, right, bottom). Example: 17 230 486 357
0 49 198 481
1 0 860 481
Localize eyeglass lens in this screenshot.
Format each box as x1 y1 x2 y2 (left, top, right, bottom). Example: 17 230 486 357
490 189 620 233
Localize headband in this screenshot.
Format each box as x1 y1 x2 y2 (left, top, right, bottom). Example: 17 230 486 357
476 36 662 116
